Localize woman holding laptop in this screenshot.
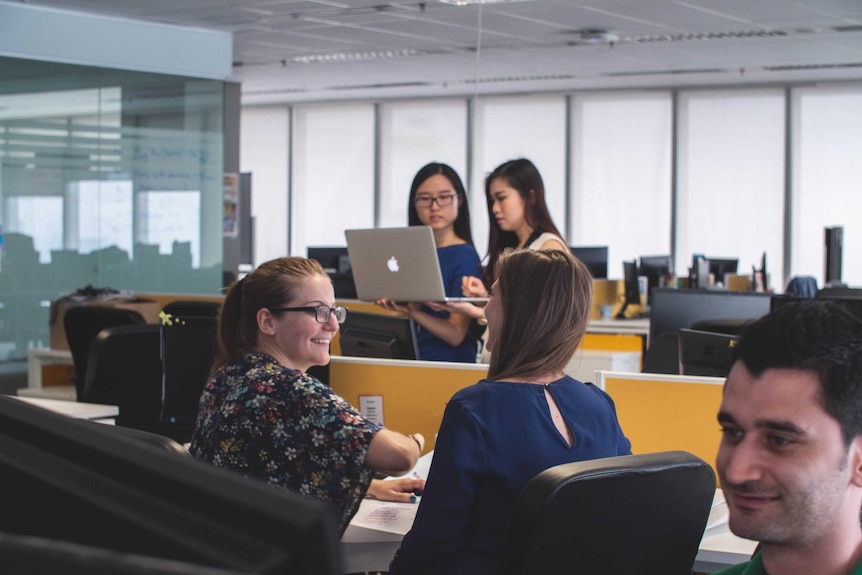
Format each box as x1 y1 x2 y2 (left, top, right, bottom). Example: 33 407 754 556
377 162 483 363
389 249 631 575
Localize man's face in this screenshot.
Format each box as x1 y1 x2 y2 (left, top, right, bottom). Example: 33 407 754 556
716 362 860 546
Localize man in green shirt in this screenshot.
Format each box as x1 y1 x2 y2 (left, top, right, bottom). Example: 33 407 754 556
713 299 862 575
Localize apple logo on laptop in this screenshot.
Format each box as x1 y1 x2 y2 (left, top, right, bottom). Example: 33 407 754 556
387 256 399 272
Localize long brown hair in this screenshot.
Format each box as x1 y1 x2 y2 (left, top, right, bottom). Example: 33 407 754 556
484 158 564 287
213 257 327 371
487 249 593 382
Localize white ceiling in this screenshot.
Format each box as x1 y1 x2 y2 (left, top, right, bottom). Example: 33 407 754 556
21 0 862 105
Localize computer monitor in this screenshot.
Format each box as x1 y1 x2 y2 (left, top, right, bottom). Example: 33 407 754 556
570 246 608 279
706 257 739 286
677 328 739 378
815 287 862 323
649 288 772 345
825 226 844 287
638 255 672 304
689 255 711 289
0 395 342 574
770 293 805 312
616 260 641 319
161 315 219 443
338 311 419 360
307 246 357 299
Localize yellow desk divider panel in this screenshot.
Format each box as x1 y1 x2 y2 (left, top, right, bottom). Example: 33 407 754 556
328 356 487 453
594 370 725 483
581 333 642 353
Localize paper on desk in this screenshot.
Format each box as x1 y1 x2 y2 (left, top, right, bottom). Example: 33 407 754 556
349 451 435 535
350 500 419 535
705 489 729 532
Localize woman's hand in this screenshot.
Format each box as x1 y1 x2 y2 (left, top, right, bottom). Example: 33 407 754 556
425 300 485 320
366 478 426 503
377 298 418 317
462 276 489 298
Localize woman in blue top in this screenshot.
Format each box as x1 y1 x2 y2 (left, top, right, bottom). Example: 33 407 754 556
389 249 632 575
378 163 482 363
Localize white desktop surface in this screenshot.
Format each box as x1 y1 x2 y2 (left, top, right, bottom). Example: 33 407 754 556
10 395 118 423
341 473 756 574
587 317 650 337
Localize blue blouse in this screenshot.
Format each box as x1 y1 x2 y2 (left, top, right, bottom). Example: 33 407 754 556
390 375 632 575
189 352 382 535
416 243 483 363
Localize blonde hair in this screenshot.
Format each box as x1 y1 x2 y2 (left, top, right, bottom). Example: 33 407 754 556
487 249 593 382
213 257 327 370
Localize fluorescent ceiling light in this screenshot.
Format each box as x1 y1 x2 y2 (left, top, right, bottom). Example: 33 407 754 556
439 0 535 5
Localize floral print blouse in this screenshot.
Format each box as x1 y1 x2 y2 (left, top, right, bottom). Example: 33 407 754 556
189 352 381 534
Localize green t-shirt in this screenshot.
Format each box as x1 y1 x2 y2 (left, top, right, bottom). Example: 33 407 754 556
714 551 862 575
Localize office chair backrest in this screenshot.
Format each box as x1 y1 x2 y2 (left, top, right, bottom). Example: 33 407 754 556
496 451 716 575
63 305 147 399
81 324 163 433
93 421 191 456
160 315 219 444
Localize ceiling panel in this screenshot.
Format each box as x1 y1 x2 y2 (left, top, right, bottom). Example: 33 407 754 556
9 0 862 104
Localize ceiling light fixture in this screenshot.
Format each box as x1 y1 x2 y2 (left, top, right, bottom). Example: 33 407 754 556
577 29 620 44
289 49 422 64
439 0 534 5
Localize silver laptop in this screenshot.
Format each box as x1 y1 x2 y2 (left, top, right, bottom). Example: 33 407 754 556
344 226 489 303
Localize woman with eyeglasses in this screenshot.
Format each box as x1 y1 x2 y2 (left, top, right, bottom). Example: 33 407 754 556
190 257 426 535
389 249 631 575
377 162 483 363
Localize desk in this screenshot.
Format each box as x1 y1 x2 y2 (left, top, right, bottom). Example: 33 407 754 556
26 347 73 393
18 384 76 400
10 396 118 424
587 317 650 350
587 317 650 337
340 488 756 574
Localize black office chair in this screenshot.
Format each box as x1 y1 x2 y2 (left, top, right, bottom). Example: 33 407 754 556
160 316 219 444
496 451 716 575
90 421 191 457
63 305 147 399
81 324 164 434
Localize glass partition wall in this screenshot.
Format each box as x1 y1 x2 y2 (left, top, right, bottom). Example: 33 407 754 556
0 56 225 366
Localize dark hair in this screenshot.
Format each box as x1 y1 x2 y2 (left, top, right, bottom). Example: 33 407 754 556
488 249 593 382
484 158 564 286
213 257 328 371
731 299 862 446
407 162 473 247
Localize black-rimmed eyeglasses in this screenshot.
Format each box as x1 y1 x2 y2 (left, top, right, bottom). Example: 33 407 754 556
269 305 348 324
413 193 457 208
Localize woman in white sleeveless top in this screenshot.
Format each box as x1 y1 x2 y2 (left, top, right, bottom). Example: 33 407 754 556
435 158 568 362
